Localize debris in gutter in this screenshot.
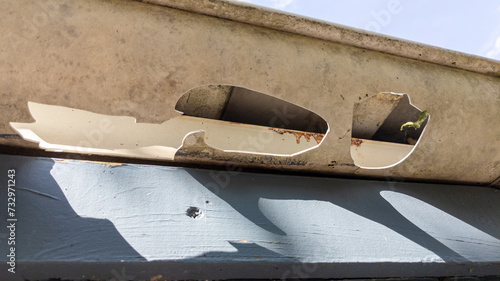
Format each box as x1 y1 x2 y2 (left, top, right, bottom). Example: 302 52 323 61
401 110 429 131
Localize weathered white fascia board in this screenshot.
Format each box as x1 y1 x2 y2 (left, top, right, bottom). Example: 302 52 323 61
1 0 499 185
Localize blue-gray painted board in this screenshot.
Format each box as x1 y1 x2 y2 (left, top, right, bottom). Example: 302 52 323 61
0 154 499 280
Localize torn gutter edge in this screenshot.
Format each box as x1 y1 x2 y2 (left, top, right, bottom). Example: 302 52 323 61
137 0 500 77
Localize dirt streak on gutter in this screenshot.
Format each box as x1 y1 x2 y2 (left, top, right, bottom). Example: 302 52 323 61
137 0 500 77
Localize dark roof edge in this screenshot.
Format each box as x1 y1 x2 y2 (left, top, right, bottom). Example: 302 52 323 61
138 0 500 77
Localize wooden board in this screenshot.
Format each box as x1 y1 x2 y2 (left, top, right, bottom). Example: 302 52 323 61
0 154 499 280
1 0 499 185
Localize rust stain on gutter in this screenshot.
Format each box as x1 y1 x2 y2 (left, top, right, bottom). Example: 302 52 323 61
351 138 363 147
269 128 325 144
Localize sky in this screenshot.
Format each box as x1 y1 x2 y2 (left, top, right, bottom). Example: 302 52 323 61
234 0 500 61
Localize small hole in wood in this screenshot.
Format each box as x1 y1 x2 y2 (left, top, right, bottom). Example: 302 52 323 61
186 206 203 219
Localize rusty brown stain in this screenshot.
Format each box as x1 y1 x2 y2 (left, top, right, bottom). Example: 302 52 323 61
269 128 286 134
269 128 325 144
313 133 324 143
294 132 310 144
351 138 363 147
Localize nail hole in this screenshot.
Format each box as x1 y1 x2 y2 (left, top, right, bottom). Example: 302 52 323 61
186 206 203 219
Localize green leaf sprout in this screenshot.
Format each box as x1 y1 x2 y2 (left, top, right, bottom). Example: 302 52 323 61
400 110 428 131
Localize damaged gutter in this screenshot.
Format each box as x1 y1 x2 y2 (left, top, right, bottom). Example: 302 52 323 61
1 0 499 186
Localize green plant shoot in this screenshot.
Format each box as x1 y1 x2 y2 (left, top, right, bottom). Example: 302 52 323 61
400 110 428 131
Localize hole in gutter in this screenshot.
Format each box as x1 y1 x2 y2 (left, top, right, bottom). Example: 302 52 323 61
176 85 328 134
175 85 329 155
9 86 329 160
351 92 429 169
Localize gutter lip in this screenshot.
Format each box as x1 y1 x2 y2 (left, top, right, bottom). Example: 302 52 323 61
137 0 500 77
